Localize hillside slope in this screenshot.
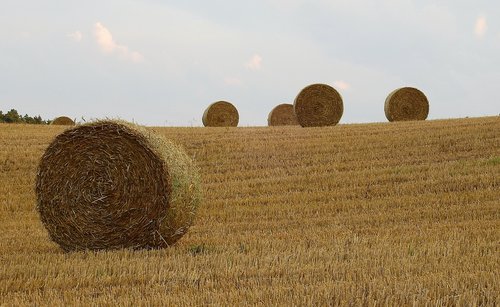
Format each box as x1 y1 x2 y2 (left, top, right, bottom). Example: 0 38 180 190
0 117 499 305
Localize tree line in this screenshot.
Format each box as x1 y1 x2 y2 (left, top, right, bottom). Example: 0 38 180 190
0 109 51 124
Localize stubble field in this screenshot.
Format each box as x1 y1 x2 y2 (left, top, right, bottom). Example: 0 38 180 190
0 116 499 305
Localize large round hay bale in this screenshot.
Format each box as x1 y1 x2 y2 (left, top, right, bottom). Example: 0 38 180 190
35 120 202 251
384 87 429 122
51 116 75 126
267 103 299 126
293 83 343 127
202 101 239 127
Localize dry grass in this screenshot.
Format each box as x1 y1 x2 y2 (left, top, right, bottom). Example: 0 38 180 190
0 117 499 305
36 120 201 251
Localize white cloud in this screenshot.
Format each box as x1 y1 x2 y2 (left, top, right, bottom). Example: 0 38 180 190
95 22 115 53
94 22 144 62
67 31 82 42
245 54 262 70
475 16 488 38
333 80 351 91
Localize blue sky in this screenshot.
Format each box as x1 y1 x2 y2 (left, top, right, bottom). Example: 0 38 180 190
1 0 499 126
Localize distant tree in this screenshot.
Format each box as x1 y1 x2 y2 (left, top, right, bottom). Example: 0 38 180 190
33 115 44 124
4 109 21 123
0 109 51 124
23 114 34 124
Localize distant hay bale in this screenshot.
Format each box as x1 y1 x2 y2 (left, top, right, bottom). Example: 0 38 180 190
293 83 344 127
51 116 75 126
202 101 239 127
268 103 299 126
384 87 429 122
35 120 202 251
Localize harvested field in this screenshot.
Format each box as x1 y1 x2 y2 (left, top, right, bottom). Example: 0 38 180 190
0 116 499 305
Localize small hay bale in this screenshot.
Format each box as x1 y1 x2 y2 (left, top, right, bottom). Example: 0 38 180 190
293 83 343 127
268 103 299 126
35 120 202 251
51 116 75 126
384 87 429 122
202 101 239 127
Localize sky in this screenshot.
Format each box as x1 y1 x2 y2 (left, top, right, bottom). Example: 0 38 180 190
1 0 499 126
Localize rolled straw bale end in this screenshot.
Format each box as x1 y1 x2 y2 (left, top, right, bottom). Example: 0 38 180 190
293 83 344 127
51 116 75 126
35 120 201 251
384 87 429 122
268 103 299 126
202 101 239 127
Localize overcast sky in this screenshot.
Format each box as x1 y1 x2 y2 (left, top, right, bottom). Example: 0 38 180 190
1 0 499 126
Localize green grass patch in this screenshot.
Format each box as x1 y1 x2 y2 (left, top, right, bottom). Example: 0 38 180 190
486 156 500 166
188 243 208 256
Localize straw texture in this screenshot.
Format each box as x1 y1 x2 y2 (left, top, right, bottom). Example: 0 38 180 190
294 84 343 127
202 101 239 127
268 104 299 126
384 87 429 122
51 116 75 126
35 120 201 251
